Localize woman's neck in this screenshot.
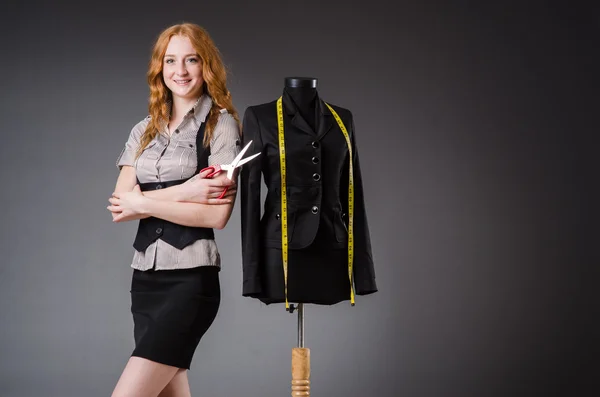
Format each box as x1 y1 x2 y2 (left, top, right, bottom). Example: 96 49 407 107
171 94 202 120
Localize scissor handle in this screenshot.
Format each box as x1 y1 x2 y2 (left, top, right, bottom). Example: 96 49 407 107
200 165 222 179
199 165 230 199
217 186 229 199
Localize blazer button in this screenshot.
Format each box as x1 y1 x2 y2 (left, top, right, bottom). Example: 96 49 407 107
156 184 163 189
311 141 319 149
155 228 163 234
311 206 319 214
312 156 319 164
276 214 280 220
313 173 321 181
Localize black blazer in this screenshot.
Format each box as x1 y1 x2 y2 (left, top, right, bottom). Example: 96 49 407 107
240 91 377 299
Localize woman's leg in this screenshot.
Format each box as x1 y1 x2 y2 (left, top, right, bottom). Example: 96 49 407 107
158 369 192 397
111 356 180 397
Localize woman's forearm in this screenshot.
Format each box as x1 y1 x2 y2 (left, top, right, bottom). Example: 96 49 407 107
140 197 234 229
112 166 139 220
142 184 183 201
141 172 235 203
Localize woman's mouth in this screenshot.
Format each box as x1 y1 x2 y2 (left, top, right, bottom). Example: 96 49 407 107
174 79 192 86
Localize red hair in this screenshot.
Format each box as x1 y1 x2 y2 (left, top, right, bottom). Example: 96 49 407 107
137 23 239 157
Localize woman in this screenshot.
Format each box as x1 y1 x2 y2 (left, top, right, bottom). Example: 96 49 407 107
107 23 240 397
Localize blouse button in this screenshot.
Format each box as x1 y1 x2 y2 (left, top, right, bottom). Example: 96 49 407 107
311 206 319 214
313 173 321 181
155 228 163 234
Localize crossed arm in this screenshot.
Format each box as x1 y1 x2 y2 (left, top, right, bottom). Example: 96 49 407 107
107 166 237 230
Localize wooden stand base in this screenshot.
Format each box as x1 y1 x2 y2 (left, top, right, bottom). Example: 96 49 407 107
291 347 310 396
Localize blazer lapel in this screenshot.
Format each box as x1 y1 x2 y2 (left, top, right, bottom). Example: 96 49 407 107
316 98 334 139
290 112 315 135
283 92 316 136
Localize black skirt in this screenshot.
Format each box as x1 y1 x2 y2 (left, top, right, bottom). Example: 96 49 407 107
130 266 220 369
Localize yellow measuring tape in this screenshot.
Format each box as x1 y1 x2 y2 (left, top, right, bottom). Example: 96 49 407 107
276 98 290 310
276 97 355 310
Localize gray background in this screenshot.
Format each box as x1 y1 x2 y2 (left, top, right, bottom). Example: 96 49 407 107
0 1 597 396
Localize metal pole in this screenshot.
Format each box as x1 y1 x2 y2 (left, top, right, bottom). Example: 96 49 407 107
297 303 304 348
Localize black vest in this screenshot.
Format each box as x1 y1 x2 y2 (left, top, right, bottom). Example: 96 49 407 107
133 122 215 252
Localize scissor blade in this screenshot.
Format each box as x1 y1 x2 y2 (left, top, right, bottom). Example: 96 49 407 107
227 152 260 179
235 152 261 167
229 140 253 169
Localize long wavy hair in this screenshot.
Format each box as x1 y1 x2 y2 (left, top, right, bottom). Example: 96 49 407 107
136 23 239 158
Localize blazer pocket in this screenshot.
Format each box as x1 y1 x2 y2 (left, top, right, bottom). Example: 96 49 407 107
333 209 348 243
262 207 297 248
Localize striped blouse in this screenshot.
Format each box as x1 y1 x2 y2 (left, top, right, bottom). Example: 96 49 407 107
116 94 241 271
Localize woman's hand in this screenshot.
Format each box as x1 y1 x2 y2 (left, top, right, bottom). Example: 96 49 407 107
177 168 237 204
108 184 150 222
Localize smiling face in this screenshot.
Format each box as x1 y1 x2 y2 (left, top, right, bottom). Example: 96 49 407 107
162 35 204 100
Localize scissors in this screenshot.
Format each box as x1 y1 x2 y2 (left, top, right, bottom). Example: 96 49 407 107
200 140 260 199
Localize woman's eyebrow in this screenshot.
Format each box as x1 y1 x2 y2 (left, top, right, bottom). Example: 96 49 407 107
164 53 198 57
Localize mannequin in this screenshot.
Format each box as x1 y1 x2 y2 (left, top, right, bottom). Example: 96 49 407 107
283 77 318 133
239 76 377 305
240 77 377 395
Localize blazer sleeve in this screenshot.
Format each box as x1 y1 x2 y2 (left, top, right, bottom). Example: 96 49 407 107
349 114 378 295
240 107 264 296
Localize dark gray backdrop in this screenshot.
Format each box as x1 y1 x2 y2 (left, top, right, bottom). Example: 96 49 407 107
0 1 597 396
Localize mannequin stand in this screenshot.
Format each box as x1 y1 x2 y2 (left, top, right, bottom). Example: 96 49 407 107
289 303 310 396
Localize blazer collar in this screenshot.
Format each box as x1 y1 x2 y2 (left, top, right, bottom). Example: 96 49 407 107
282 90 334 139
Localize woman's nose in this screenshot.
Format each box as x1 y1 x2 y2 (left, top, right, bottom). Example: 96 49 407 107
176 62 188 75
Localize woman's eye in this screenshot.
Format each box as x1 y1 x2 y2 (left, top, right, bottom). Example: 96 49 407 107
165 59 174 64
187 58 198 63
